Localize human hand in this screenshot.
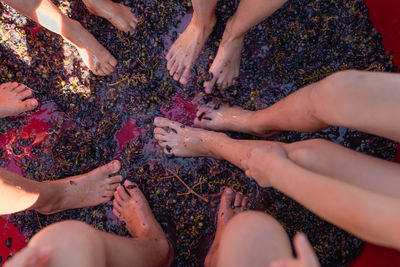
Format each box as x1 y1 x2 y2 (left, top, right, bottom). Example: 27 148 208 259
242 143 288 187
4 246 53 267
270 233 320 267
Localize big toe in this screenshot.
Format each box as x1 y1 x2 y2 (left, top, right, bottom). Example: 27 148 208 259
19 98 38 113
97 160 121 176
219 187 234 215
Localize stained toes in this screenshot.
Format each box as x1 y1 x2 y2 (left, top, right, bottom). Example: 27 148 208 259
0 82 9 90
166 57 176 70
154 117 182 128
169 61 179 77
179 68 191 85
109 57 118 68
241 197 249 212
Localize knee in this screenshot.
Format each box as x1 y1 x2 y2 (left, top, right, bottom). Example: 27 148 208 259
308 70 361 120
29 220 102 249
223 211 286 239
287 138 331 165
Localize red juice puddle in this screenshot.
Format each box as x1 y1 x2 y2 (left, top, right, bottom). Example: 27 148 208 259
0 216 27 264
0 102 58 176
163 9 193 50
27 25 43 37
160 94 196 123
114 118 142 152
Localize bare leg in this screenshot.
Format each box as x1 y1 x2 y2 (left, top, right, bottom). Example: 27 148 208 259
166 0 218 84
2 0 117 75
208 211 293 267
204 187 250 266
0 82 38 118
82 0 138 34
0 160 122 215
26 181 173 267
153 118 400 196
197 70 400 142
203 0 287 93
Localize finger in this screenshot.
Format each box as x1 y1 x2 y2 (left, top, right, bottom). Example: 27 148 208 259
294 233 320 267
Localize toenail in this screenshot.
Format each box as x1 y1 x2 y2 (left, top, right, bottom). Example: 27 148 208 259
154 118 161 124
225 188 233 194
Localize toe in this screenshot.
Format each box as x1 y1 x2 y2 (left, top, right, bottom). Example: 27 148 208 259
19 98 38 113
108 183 120 192
241 197 249 212
169 61 179 77
108 174 123 184
5 82 19 91
154 128 166 135
173 64 184 82
97 160 121 176
220 187 234 212
13 84 27 93
154 133 167 141
204 75 217 94
112 207 122 219
110 56 118 67
116 185 130 201
17 88 33 99
234 192 243 207
166 57 175 70
0 82 10 90
124 180 141 197
179 68 191 85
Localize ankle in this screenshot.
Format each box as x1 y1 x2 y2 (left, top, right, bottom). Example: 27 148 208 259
204 132 230 159
191 13 216 31
221 18 245 45
33 182 63 215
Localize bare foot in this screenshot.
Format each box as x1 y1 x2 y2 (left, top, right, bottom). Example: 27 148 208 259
166 17 216 85
83 0 138 34
194 104 279 138
37 160 122 214
113 180 174 265
63 19 117 76
204 187 250 267
0 82 38 118
204 20 243 93
153 117 226 157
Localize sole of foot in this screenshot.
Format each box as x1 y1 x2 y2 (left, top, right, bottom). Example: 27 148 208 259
203 20 244 93
166 17 216 85
37 160 122 214
204 187 250 267
113 180 174 265
153 116 226 158
64 19 117 76
83 0 138 34
194 104 280 138
0 82 38 119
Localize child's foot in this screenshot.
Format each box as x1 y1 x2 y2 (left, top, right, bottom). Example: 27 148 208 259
0 82 38 119
194 104 279 138
83 0 138 34
166 17 216 85
153 117 226 157
204 188 249 267
63 19 117 76
37 160 122 214
113 180 174 265
204 20 243 93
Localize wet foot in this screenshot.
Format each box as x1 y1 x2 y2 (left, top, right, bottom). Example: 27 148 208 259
37 160 122 214
83 0 138 34
166 17 216 85
194 104 279 138
204 20 243 93
0 82 38 118
153 117 226 157
113 180 174 265
204 188 249 267
63 19 117 76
